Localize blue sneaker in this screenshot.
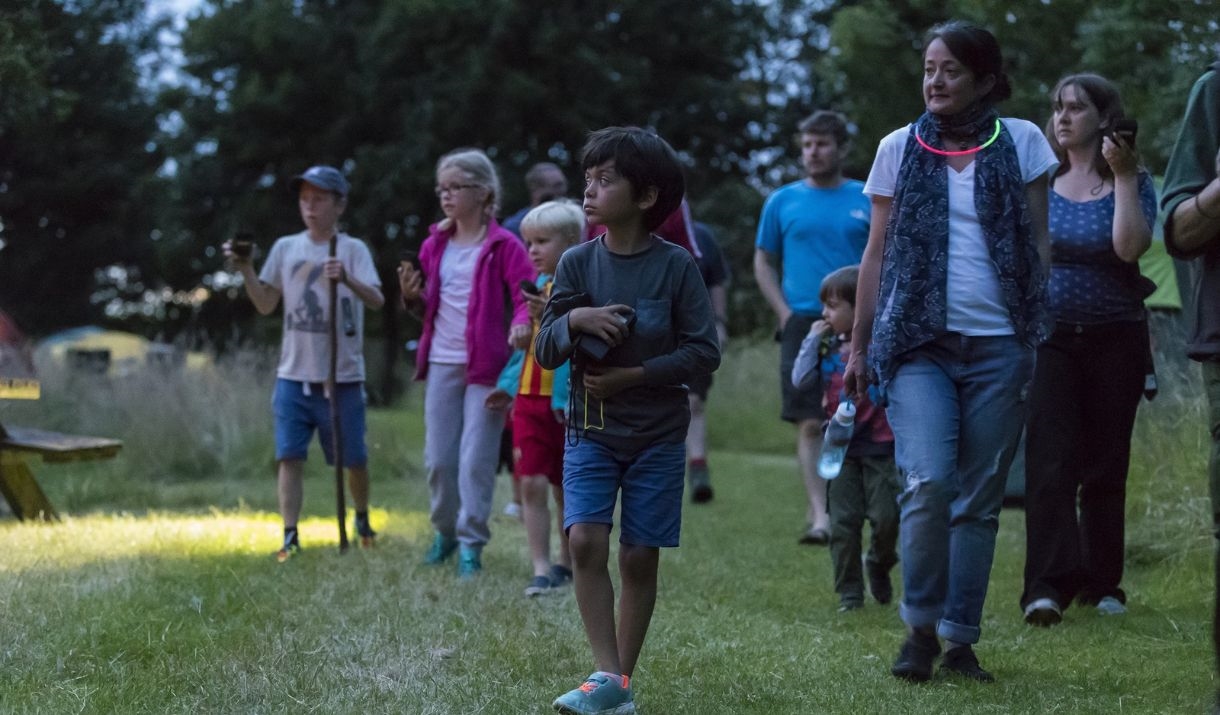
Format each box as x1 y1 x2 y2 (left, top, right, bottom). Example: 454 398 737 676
457 545 482 579
423 533 458 565
553 672 635 714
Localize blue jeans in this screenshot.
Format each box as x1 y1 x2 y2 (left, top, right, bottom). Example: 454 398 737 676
885 333 1033 644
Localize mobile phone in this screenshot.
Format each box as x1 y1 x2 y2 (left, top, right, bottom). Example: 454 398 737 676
398 249 422 272
231 231 254 257
1111 118 1138 148
519 280 541 296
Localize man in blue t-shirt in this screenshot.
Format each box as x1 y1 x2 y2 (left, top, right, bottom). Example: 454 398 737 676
753 110 870 545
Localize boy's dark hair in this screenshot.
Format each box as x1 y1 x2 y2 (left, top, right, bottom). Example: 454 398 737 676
581 126 685 232
797 110 851 147
819 265 860 306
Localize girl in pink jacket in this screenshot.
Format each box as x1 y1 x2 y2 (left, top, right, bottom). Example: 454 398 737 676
398 148 534 577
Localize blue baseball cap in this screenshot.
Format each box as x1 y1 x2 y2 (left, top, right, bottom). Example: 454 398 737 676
291 165 349 197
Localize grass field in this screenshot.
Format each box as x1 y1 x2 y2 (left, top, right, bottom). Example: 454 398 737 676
0 341 1216 713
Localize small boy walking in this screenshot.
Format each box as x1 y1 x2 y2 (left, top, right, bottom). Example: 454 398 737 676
535 127 721 714
792 265 899 612
486 200 585 597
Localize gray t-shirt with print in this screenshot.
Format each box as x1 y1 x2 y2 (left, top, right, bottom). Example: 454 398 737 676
258 231 380 383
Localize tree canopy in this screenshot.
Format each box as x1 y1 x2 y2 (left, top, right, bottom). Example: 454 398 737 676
1 0 1216 397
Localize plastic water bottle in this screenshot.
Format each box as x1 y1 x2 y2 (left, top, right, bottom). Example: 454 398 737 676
818 400 856 480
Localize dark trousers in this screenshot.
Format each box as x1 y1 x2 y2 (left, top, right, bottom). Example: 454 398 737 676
828 454 900 603
1022 320 1145 610
1202 361 1220 686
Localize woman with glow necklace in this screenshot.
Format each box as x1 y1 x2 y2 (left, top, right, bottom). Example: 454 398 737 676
845 21 1058 684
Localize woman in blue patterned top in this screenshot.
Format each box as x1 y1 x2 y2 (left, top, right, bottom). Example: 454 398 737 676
846 21 1057 684
1020 74 1156 627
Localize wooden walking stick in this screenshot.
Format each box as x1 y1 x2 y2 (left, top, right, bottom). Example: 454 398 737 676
328 234 349 553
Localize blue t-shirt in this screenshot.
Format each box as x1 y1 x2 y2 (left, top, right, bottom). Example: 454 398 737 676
755 180 870 315
1048 173 1158 324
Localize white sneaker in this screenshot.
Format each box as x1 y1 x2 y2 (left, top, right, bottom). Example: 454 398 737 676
1096 596 1127 616
503 501 522 519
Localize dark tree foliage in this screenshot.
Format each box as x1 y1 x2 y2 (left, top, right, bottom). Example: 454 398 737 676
0 0 165 334
165 0 791 398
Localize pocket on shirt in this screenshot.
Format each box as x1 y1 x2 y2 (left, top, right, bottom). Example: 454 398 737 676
634 298 672 343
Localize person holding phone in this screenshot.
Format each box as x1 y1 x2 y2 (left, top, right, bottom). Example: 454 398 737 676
1020 74 1156 626
397 148 534 578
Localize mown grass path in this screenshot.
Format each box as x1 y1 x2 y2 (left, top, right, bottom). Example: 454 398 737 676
1 435 1213 713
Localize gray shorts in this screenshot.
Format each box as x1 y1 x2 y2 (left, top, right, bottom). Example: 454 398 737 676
779 314 825 424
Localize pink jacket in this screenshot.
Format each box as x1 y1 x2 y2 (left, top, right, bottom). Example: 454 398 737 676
414 220 534 385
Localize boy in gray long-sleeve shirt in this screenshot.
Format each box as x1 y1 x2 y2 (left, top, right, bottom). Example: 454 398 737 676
535 127 720 715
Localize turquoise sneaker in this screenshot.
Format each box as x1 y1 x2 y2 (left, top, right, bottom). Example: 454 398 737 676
553 672 635 714
423 533 458 565
457 545 482 579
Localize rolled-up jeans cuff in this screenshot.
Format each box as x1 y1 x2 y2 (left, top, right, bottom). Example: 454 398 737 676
899 602 942 632
936 618 981 645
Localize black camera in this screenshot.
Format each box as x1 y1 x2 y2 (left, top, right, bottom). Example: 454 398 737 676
547 292 634 363
578 309 635 362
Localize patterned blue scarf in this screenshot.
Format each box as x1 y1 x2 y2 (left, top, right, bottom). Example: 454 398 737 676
869 105 1050 385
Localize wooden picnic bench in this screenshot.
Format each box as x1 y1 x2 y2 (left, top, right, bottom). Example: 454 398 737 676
0 422 122 521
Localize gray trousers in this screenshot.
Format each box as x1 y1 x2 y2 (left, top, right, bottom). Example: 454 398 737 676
424 362 505 547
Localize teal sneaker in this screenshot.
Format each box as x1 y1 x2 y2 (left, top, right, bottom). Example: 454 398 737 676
457 545 482 579
423 533 458 565
553 672 635 714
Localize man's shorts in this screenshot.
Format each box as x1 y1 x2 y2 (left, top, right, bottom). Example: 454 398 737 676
563 439 685 547
688 371 714 401
512 394 564 486
779 313 825 423
272 378 368 468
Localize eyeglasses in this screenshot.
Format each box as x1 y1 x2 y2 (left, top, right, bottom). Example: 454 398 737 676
434 184 480 197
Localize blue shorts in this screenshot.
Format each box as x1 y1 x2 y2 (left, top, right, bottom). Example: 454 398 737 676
272 379 368 468
562 439 686 547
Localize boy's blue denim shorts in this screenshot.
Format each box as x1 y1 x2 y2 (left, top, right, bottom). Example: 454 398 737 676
272 378 368 468
562 438 686 547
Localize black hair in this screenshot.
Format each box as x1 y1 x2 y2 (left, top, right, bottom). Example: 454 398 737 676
580 126 685 232
924 21 1012 105
797 110 851 147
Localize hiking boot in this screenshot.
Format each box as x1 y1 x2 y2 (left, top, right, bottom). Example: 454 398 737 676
940 644 995 682
549 564 574 588
891 630 941 682
423 533 458 565
866 561 893 605
354 518 377 549
525 575 553 597
1023 597 1062 627
553 672 635 714
689 463 714 503
457 545 482 580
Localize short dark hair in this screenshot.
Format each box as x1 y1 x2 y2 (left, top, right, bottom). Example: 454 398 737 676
797 110 851 147
924 21 1012 105
819 265 860 307
580 127 685 232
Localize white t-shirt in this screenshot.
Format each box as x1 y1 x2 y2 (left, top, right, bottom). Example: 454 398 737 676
864 118 1058 335
258 231 381 382
429 241 483 364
